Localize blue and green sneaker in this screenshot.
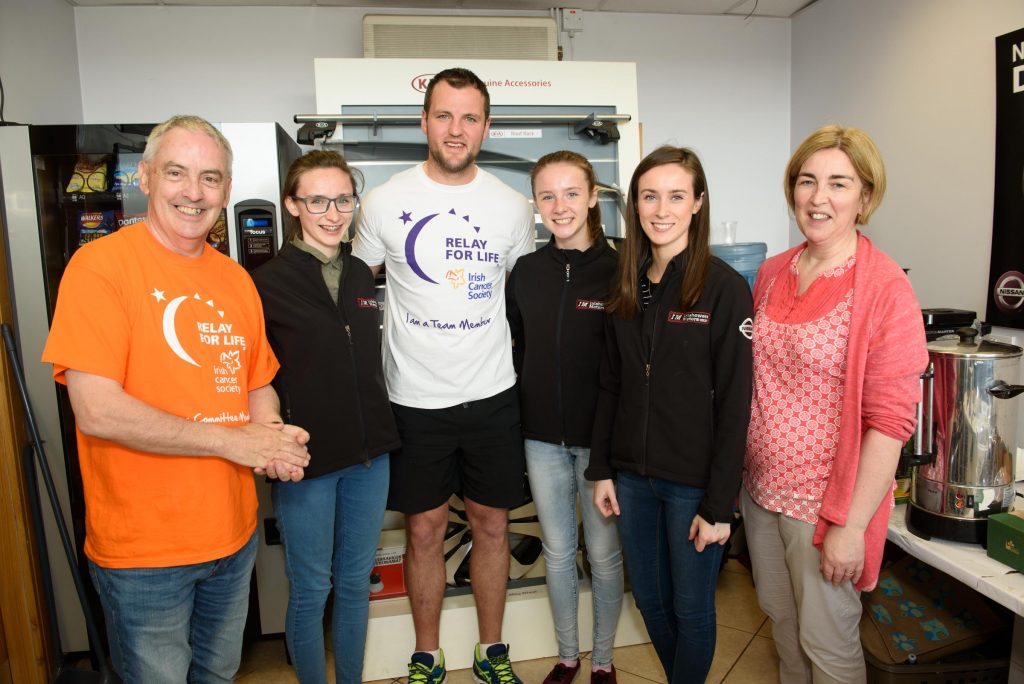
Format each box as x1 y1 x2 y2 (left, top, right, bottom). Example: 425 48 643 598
472 643 522 684
408 650 446 684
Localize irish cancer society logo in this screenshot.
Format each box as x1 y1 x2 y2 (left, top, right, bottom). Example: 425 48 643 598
994 271 1024 313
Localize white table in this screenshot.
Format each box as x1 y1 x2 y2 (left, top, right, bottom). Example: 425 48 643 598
887 503 1024 681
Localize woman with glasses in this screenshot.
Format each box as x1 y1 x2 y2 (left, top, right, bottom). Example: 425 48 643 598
252 150 399 684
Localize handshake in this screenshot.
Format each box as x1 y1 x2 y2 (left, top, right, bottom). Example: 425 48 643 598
230 420 311 482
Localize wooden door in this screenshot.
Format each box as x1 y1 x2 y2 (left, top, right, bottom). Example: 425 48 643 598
0 212 52 682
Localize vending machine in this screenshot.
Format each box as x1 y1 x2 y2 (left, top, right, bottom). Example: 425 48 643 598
0 121 300 652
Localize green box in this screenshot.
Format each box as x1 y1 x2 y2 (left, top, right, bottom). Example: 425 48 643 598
893 477 911 505
986 512 1024 572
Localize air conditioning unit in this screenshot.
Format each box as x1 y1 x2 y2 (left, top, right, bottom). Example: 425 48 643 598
363 15 558 61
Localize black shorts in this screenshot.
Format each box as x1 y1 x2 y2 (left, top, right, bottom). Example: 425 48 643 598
388 386 526 514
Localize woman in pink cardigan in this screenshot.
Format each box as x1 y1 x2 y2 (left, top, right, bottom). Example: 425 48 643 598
741 125 928 683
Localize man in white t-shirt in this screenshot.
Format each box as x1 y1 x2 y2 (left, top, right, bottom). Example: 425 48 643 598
352 68 534 684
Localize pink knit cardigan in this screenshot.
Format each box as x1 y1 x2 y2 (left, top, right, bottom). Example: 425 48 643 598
752 233 929 591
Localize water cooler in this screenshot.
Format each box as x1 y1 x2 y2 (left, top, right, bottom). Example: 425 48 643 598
710 242 767 290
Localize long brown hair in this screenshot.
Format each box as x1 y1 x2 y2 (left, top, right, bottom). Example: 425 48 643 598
607 146 711 319
530 150 604 245
281 150 363 243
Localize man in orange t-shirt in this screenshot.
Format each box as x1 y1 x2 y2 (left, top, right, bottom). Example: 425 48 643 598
42 115 310 684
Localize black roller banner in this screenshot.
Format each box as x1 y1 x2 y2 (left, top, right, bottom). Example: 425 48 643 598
987 26 1024 328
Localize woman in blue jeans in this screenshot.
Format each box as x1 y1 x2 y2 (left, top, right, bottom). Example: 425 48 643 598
586 147 753 683
252 150 400 684
507 150 623 684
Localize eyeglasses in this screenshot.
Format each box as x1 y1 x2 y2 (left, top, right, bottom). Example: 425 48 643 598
292 194 358 214
157 167 227 189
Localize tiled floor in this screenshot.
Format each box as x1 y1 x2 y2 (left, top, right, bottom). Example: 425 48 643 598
235 559 781 684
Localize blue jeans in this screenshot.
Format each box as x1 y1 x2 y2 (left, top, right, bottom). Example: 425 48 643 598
273 455 390 684
88 530 257 684
616 472 725 683
525 440 624 667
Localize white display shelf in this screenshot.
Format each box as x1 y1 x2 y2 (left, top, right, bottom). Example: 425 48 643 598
363 580 649 680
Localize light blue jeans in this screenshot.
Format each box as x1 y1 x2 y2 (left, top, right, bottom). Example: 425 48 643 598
616 472 725 683
525 439 624 667
88 530 257 684
272 455 389 684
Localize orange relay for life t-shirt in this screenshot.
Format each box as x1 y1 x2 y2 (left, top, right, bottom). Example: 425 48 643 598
41 222 279 568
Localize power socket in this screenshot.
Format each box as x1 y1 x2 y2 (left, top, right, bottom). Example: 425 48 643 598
562 8 584 32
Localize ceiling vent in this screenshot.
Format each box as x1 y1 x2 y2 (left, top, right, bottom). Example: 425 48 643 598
363 15 558 61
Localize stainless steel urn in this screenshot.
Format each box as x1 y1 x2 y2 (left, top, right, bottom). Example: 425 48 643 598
906 328 1024 544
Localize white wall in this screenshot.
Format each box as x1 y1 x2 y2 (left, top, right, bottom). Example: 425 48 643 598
568 12 793 256
792 0 1024 316
29 0 1024 311
73 6 792 256
0 0 83 124
75 6 365 133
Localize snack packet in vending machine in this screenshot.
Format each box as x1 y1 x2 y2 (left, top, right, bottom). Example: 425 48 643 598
113 153 142 192
77 210 117 245
78 210 146 246
66 157 109 193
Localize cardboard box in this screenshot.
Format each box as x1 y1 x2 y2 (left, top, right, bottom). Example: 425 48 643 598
861 555 1006 665
986 511 1024 572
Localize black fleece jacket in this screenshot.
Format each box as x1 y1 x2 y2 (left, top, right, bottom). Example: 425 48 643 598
507 238 618 446
252 242 399 480
585 250 754 524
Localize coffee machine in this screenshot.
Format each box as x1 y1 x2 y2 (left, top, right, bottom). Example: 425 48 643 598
905 316 1024 545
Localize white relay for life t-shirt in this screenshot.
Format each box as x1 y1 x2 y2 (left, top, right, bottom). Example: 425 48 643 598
353 163 534 409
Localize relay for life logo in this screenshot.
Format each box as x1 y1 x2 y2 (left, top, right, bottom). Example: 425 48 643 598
151 287 248 394
401 207 498 301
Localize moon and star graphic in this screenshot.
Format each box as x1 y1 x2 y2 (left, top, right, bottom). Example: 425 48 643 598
401 207 485 285
150 287 239 368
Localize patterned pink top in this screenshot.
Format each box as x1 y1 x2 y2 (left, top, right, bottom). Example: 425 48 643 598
744 250 857 524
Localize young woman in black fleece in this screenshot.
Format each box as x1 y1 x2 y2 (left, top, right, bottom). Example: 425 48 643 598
252 151 399 684
586 146 753 684
506 151 623 684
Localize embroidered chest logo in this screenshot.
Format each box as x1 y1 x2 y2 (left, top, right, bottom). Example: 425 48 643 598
667 311 710 325
575 299 605 311
739 317 754 340
356 297 380 310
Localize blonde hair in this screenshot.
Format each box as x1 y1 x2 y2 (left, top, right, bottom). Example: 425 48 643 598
784 124 885 225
